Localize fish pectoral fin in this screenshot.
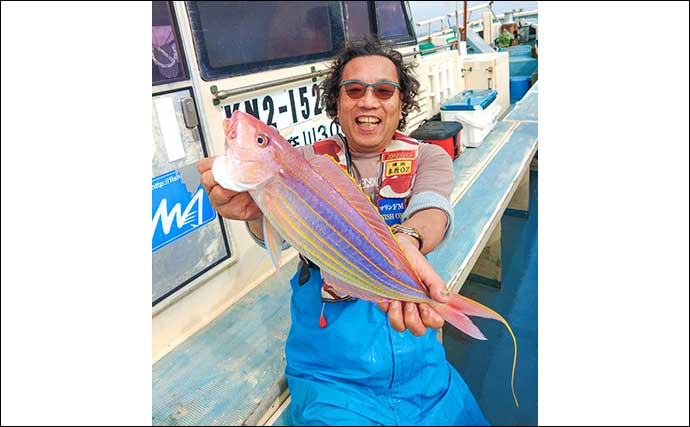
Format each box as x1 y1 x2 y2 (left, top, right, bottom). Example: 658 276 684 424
262 216 283 272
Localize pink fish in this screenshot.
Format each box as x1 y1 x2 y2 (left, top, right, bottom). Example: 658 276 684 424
212 111 519 407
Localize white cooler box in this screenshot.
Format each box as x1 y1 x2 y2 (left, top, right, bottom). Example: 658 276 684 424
440 89 501 147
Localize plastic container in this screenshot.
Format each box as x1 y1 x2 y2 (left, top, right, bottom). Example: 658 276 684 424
440 89 501 147
409 121 463 160
419 42 435 56
509 56 537 77
507 44 533 57
510 76 531 103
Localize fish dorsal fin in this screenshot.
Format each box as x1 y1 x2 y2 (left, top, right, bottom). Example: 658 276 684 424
306 155 422 287
262 216 283 272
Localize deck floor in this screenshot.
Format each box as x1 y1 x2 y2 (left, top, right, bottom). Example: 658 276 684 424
443 169 538 426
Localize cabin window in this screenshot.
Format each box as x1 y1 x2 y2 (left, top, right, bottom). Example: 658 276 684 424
152 88 231 306
152 1 189 85
344 1 416 46
375 1 416 44
344 1 373 41
187 1 345 80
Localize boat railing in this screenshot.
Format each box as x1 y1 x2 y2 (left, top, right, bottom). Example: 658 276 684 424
210 46 431 105
210 68 331 104
415 2 493 45
464 9 538 29
415 16 448 43
415 5 538 45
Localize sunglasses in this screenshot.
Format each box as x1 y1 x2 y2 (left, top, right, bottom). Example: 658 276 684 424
340 80 399 100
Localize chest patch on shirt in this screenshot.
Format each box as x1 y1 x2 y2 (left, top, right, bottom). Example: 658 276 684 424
382 150 416 162
385 160 413 177
377 197 406 226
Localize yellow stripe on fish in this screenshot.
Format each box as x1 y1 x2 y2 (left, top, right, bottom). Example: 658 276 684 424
272 188 417 301
278 183 428 300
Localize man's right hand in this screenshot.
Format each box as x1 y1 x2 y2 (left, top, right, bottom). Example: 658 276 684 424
198 156 261 221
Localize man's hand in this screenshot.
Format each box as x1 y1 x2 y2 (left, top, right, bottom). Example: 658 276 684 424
377 234 449 336
198 156 261 221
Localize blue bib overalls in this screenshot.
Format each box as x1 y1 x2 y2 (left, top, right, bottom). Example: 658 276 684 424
284 266 489 426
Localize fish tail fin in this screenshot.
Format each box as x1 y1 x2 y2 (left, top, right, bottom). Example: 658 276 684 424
433 301 487 340
433 293 520 408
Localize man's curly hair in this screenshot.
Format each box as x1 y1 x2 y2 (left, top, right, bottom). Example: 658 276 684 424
321 38 420 131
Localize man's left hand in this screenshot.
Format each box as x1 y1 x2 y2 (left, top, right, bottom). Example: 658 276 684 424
377 235 448 336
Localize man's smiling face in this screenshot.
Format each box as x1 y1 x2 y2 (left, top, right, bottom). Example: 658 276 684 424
337 55 403 153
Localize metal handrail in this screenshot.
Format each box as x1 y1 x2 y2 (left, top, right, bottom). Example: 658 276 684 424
467 9 538 28
416 16 445 27
446 2 493 18
411 43 456 56
211 68 330 102
399 42 457 59
211 42 457 101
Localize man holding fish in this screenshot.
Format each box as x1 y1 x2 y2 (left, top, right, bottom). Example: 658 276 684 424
198 39 491 425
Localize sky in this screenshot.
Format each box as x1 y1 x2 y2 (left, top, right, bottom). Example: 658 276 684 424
409 1 538 34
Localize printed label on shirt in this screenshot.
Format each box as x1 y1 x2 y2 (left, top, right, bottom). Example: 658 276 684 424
378 198 405 226
381 150 416 161
385 160 413 177
360 176 378 191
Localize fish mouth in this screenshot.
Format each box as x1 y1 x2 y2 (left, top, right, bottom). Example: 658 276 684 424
212 155 258 192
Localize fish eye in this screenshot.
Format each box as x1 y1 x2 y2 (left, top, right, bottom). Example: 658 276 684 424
256 133 270 147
